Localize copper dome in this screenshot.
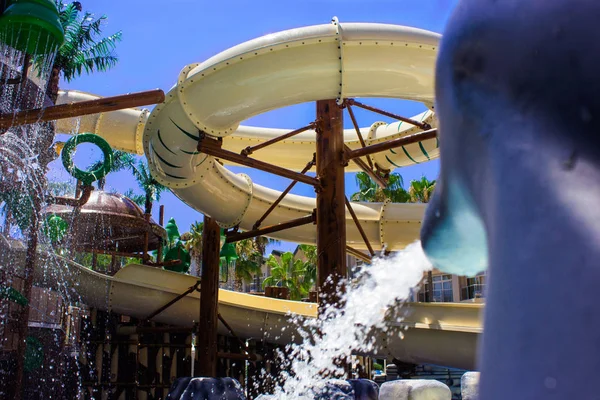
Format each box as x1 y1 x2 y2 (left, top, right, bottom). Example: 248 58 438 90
43 190 166 254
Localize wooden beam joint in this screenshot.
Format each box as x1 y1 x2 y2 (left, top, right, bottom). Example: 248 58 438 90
198 134 320 187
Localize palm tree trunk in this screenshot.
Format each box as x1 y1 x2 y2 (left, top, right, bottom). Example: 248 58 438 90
47 65 61 105
145 196 152 216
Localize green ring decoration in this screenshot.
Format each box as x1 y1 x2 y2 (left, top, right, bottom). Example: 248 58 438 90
61 133 114 185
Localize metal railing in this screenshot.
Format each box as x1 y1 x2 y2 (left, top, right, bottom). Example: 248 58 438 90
461 284 485 301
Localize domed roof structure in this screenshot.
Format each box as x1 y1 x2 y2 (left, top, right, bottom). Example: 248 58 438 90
43 190 166 254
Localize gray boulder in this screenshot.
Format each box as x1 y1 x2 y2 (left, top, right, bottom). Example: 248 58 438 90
461 372 480 400
165 377 246 400
379 380 451 400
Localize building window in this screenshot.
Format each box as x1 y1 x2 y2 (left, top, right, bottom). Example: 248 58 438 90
418 274 453 302
432 274 453 302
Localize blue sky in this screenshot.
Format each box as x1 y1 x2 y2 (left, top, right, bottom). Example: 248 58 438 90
48 0 458 253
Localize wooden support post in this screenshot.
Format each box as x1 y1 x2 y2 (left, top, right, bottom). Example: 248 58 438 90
157 205 165 263
13 209 40 400
197 216 220 377
316 99 347 312
427 271 434 303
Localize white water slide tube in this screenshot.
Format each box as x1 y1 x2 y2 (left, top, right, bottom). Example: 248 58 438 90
56 20 440 251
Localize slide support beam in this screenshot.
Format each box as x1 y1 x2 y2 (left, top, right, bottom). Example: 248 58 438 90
346 128 438 161
0 89 165 131
316 99 347 312
227 213 316 243
345 196 375 257
253 156 315 229
345 98 432 130
241 122 316 156
198 135 320 187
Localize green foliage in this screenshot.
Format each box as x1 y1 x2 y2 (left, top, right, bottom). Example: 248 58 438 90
298 244 317 287
49 1 122 81
123 189 145 208
350 172 410 203
0 285 28 306
262 251 314 301
0 190 35 232
47 180 75 197
408 176 436 203
350 172 436 204
234 253 262 285
92 150 135 189
128 160 167 214
73 252 142 272
372 363 383 371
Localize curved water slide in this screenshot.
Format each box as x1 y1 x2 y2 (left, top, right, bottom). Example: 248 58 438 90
56 21 440 251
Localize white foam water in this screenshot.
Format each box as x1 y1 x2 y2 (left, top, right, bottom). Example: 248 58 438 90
264 241 433 399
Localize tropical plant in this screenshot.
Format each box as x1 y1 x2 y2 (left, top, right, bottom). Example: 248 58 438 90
41 2 122 103
262 252 313 301
92 150 135 190
350 172 410 203
408 176 436 203
47 180 76 197
232 239 262 291
297 244 317 290
183 220 204 269
127 160 167 215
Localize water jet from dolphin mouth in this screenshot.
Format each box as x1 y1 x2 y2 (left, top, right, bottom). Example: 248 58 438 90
259 242 432 399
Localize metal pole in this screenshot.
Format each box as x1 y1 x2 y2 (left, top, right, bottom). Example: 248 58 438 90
315 99 347 312
197 215 220 377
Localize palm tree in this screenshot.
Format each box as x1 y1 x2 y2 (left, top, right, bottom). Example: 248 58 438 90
127 160 167 215
232 239 262 291
92 150 135 190
183 220 204 275
408 176 436 203
298 244 317 290
42 2 122 104
262 252 311 301
350 172 410 203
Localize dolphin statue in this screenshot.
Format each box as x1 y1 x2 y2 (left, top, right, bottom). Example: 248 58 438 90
421 0 600 398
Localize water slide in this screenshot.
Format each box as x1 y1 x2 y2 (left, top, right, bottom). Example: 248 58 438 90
50 20 483 368
57 21 440 251
1 234 481 370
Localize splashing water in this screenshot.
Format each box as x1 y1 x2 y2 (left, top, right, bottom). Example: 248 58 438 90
263 241 432 399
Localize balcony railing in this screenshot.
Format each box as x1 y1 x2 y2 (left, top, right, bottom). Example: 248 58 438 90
461 284 485 301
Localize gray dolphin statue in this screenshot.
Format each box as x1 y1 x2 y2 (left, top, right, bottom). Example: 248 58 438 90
421 0 600 398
